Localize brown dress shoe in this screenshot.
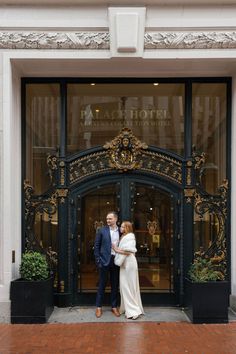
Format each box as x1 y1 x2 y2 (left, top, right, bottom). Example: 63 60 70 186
111 308 120 317
95 308 102 318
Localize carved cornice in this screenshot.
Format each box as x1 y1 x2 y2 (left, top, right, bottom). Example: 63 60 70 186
0 31 110 49
144 31 236 49
1 30 236 50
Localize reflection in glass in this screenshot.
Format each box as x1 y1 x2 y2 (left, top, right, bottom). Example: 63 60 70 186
78 184 119 291
194 211 219 252
25 84 60 195
78 182 174 293
192 83 227 195
67 83 185 156
133 184 173 292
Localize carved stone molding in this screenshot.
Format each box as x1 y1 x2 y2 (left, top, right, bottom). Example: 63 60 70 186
1 30 236 50
145 31 236 49
0 31 110 49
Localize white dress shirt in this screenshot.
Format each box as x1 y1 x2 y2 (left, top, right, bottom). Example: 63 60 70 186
110 227 119 256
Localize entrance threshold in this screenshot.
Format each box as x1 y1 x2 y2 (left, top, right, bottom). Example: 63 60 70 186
49 306 190 323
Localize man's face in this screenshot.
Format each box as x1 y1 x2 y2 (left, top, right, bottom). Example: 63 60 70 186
106 213 117 227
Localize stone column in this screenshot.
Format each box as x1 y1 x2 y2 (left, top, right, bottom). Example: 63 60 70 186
0 54 22 322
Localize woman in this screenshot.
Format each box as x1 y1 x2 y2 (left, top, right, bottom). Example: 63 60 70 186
112 221 144 320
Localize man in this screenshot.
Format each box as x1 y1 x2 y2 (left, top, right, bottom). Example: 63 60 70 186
94 211 120 318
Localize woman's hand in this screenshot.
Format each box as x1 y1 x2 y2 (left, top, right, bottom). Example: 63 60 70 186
112 243 118 252
115 248 131 256
112 243 132 256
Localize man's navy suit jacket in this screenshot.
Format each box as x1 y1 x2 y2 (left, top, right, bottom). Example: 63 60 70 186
94 225 119 267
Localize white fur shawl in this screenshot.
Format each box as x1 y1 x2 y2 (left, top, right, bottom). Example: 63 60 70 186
114 232 137 267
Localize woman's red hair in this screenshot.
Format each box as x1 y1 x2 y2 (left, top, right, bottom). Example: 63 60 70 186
122 221 133 234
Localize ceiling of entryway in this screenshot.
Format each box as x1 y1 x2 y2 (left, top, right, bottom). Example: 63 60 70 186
12 57 236 77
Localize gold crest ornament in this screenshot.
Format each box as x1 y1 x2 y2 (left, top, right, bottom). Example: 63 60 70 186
104 128 148 171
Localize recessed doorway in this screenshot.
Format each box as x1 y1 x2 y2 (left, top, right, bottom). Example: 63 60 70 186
72 175 181 305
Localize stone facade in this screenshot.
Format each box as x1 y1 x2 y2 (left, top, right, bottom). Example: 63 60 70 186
1 1 236 319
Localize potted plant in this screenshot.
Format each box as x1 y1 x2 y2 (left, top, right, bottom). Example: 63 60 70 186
10 251 54 324
185 254 229 324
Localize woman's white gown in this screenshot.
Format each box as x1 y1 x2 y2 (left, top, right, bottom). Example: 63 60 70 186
118 235 144 318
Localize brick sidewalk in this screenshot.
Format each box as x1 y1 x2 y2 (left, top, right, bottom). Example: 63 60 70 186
0 322 236 354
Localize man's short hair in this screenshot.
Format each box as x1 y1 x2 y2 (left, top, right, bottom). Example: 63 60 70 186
107 211 118 219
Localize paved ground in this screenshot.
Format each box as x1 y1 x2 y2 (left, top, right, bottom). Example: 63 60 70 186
1 322 236 353
0 308 236 353
49 306 190 323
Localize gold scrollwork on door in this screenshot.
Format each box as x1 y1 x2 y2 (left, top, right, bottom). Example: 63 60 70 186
67 129 184 184
193 179 228 278
56 188 68 203
186 160 193 185
184 188 195 203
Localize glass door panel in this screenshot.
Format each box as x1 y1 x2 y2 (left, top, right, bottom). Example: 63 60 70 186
78 183 120 292
132 184 174 293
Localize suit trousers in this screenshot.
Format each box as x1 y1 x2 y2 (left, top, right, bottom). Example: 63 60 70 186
95 255 119 308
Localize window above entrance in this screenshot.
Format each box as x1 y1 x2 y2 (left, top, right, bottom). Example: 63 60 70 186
24 78 229 198
67 83 185 156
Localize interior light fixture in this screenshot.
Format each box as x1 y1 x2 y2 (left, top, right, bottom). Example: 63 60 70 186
153 83 159 86
91 83 96 86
